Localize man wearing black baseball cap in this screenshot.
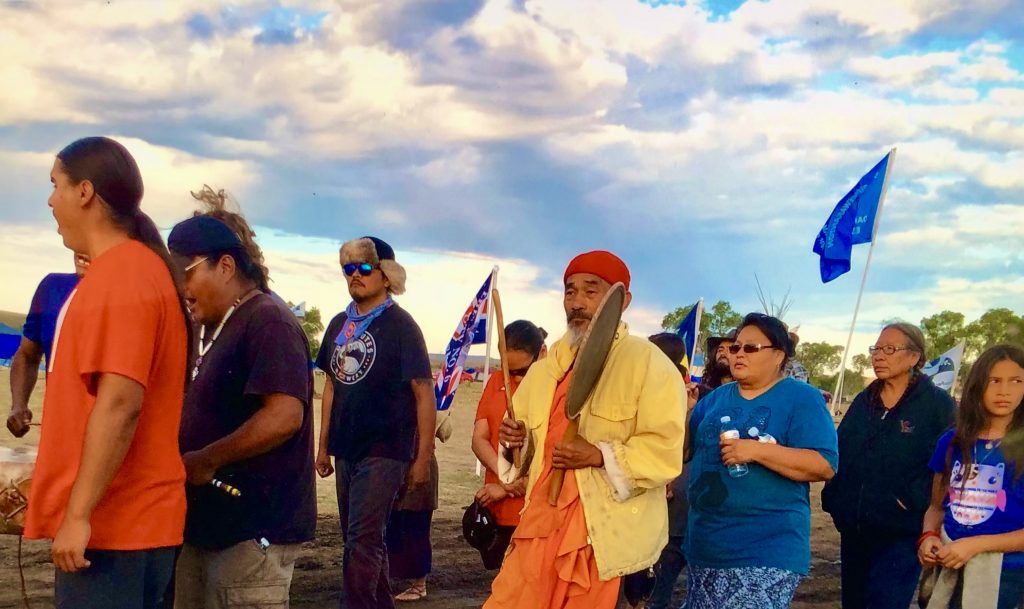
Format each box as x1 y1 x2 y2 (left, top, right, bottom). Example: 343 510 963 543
167 215 316 609
314 236 434 609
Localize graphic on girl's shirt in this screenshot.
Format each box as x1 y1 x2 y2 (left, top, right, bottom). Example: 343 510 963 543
948 460 1008 526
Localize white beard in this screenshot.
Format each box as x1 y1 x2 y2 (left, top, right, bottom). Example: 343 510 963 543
566 323 587 348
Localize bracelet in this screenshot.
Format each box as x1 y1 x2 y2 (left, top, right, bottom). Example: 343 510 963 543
916 530 940 549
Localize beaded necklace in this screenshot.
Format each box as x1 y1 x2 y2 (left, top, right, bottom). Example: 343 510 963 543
192 289 258 381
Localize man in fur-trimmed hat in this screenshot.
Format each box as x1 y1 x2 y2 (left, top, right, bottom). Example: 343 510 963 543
313 236 435 609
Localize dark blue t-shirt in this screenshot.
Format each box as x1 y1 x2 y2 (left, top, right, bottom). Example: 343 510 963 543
22 273 78 366
316 304 432 462
685 378 839 575
929 430 1024 568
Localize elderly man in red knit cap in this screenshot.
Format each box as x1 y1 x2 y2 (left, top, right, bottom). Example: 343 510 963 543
484 251 686 609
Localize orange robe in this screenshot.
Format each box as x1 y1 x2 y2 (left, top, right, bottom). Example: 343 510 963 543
483 373 621 609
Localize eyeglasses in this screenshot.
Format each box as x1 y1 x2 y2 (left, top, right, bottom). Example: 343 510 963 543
868 345 913 356
343 262 377 277
728 343 776 354
509 366 532 377
184 256 209 274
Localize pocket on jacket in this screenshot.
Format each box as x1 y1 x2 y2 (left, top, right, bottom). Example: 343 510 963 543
861 488 921 534
589 401 637 422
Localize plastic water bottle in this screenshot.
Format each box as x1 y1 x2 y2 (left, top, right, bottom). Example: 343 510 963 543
720 416 749 478
747 426 778 444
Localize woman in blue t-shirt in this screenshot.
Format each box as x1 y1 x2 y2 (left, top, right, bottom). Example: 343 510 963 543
919 344 1024 609
684 313 838 609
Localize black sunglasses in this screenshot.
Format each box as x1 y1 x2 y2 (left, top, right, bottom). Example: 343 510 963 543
728 343 777 354
509 366 531 377
343 262 377 277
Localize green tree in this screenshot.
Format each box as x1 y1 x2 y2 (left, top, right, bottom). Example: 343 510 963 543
822 368 866 401
919 310 966 360
796 341 843 388
964 308 1024 358
301 306 325 360
661 300 742 338
287 302 325 359
851 353 872 375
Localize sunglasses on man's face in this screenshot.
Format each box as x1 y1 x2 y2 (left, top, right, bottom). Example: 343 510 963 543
183 256 209 276
509 366 532 377
728 343 776 354
343 262 377 277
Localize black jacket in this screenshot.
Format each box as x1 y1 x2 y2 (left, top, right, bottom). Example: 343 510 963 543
822 374 955 536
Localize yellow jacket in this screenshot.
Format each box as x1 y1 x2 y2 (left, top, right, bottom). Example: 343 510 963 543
500 322 685 580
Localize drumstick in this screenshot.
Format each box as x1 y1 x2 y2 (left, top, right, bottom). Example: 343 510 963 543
491 288 522 470
211 478 241 497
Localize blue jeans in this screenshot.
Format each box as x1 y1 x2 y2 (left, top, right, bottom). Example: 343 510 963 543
55 547 177 609
839 531 921 609
336 457 409 609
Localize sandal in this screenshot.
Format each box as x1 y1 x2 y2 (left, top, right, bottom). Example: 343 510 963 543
394 582 427 602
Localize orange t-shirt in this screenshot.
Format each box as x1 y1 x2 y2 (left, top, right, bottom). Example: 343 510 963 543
25 239 188 550
475 373 525 526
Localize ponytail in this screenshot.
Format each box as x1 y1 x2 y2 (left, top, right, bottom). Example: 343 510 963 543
130 210 195 370
57 137 194 388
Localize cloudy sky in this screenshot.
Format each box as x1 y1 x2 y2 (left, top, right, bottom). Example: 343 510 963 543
2 0 1022 359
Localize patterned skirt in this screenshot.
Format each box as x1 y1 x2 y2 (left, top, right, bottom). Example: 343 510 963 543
683 566 803 609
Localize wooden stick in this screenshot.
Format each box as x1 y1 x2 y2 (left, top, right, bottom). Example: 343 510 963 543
547 420 578 505
491 288 522 469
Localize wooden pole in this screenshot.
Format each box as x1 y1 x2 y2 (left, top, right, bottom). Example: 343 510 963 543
491 287 521 469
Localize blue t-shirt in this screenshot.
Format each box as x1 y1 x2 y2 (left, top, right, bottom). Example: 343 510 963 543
929 430 1024 568
22 273 78 366
685 378 839 575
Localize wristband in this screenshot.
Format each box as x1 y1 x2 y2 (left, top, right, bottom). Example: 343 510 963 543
916 530 940 549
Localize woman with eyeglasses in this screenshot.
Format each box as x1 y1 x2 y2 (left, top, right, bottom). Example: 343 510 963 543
684 313 838 609
822 322 956 609
469 320 548 570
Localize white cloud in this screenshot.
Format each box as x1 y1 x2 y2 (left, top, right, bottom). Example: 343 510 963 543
847 52 960 88
1 0 1022 360
115 137 260 225
0 225 80 314
411 147 483 186
231 228 667 351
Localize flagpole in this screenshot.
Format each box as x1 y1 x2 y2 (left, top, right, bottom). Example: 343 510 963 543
831 148 897 414
483 266 497 384
693 298 704 366
477 265 498 477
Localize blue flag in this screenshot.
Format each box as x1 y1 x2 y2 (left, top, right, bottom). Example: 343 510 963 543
435 273 492 411
675 300 701 371
812 151 892 283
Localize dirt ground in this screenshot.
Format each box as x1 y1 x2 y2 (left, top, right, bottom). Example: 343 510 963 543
0 371 850 609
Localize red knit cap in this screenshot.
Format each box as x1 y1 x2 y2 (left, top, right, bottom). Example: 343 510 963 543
563 250 630 290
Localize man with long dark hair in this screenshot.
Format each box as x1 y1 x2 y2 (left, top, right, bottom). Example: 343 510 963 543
700 329 737 392
23 137 190 609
